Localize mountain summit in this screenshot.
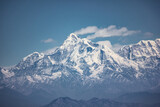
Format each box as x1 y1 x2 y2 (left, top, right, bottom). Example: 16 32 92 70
0 34 160 102
67 33 79 41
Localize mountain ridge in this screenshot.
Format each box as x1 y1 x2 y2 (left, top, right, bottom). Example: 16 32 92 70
0 34 160 103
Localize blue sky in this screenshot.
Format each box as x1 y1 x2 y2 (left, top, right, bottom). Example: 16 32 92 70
1 0 160 66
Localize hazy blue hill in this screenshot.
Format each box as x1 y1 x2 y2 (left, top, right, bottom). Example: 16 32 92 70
44 97 84 107
44 97 157 107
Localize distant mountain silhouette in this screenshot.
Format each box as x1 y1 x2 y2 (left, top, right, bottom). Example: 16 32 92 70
44 97 160 107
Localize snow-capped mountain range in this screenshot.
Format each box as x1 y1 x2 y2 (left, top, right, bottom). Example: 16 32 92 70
0 33 160 100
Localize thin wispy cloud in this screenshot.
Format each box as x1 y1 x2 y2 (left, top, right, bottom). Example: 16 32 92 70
74 25 140 39
96 40 112 48
96 40 123 52
42 38 55 43
144 32 154 38
111 44 124 52
43 47 58 55
74 26 98 35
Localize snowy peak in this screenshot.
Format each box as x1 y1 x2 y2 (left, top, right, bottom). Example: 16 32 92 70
17 52 44 68
155 38 160 46
118 39 160 60
60 33 80 50
64 33 80 44
22 52 44 61
67 33 79 41
60 33 97 52
62 33 99 49
0 68 14 78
